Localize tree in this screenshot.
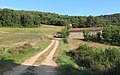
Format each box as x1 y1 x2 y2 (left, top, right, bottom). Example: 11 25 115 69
102 26 120 46
83 30 92 41
0 8 120 28
85 16 95 27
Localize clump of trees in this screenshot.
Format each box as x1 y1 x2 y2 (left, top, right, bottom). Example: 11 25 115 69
0 8 70 27
102 26 120 46
0 8 41 27
83 30 92 41
56 24 70 43
83 26 120 46
61 25 70 38
67 45 120 75
83 30 102 43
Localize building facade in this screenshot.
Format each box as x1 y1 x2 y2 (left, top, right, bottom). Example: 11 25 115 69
69 27 103 39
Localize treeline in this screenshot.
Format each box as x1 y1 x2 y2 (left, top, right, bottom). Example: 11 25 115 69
0 8 40 27
67 45 120 75
0 8 70 27
0 8 120 27
99 13 120 26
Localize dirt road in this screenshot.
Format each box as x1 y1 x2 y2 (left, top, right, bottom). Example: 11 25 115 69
3 40 59 75
22 40 60 75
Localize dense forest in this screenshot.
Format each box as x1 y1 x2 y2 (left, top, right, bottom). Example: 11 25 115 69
0 8 120 27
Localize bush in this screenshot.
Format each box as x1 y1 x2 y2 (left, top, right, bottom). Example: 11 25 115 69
83 30 92 41
61 28 69 38
63 38 69 44
57 24 70 38
67 45 120 75
8 43 32 56
83 26 120 46
102 26 120 46
0 58 14 68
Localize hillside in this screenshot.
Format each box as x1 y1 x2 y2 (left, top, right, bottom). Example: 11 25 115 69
0 8 120 27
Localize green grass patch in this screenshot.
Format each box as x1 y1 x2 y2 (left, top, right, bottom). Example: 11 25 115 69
55 40 91 75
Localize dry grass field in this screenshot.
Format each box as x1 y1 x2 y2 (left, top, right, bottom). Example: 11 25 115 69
68 38 120 50
0 25 62 47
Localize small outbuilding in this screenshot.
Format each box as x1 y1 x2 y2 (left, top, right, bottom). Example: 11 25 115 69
69 27 103 39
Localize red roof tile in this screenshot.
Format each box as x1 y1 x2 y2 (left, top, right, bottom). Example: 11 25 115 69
69 27 103 32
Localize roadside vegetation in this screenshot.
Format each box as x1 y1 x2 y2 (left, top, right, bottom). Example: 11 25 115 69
68 45 120 75
55 40 82 75
0 37 50 71
55 39 120 75
54 24 120 75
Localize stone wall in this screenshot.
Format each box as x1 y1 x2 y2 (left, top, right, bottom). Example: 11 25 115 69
69 30 102 39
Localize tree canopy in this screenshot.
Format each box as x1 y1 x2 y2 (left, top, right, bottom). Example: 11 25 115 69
0 8 120 27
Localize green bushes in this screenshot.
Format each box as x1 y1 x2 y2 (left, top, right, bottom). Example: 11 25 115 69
8 43 32 56
0 58 14 68
60 28 69 38
55 25 70 38
67 45 120 75
55 41 84 75
102 26 120 46
83 30 92 41
0 43 33 68
83 26 120 46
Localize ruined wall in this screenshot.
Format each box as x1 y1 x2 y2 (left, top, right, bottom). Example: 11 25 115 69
69 30 102 39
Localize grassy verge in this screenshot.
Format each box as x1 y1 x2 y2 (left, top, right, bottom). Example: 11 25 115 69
54 40 90 75
15 38 51 62
55 39 120 75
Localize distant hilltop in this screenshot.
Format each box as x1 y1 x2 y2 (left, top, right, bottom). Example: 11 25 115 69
0 8 120 27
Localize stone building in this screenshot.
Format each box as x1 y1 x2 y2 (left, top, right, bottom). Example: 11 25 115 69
69 27 103 39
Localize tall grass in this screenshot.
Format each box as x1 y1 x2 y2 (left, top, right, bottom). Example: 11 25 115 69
0 25 61 72
0 38 50 70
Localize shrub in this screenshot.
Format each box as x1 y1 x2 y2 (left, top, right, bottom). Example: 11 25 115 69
57 24 70 38
0 58 15 68
61 28 69 38
102 26 120 46
83 26 120 46
67 45 120 75
8 43 32 56
63 38 69 44
83 30 92 41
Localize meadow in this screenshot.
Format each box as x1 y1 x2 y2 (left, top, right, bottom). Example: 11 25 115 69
0 25 62 71
0 25 62 47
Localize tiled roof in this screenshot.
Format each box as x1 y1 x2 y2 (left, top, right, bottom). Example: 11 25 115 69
69 27 103 32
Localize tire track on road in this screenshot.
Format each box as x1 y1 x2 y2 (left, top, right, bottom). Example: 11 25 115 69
3 40 56 75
